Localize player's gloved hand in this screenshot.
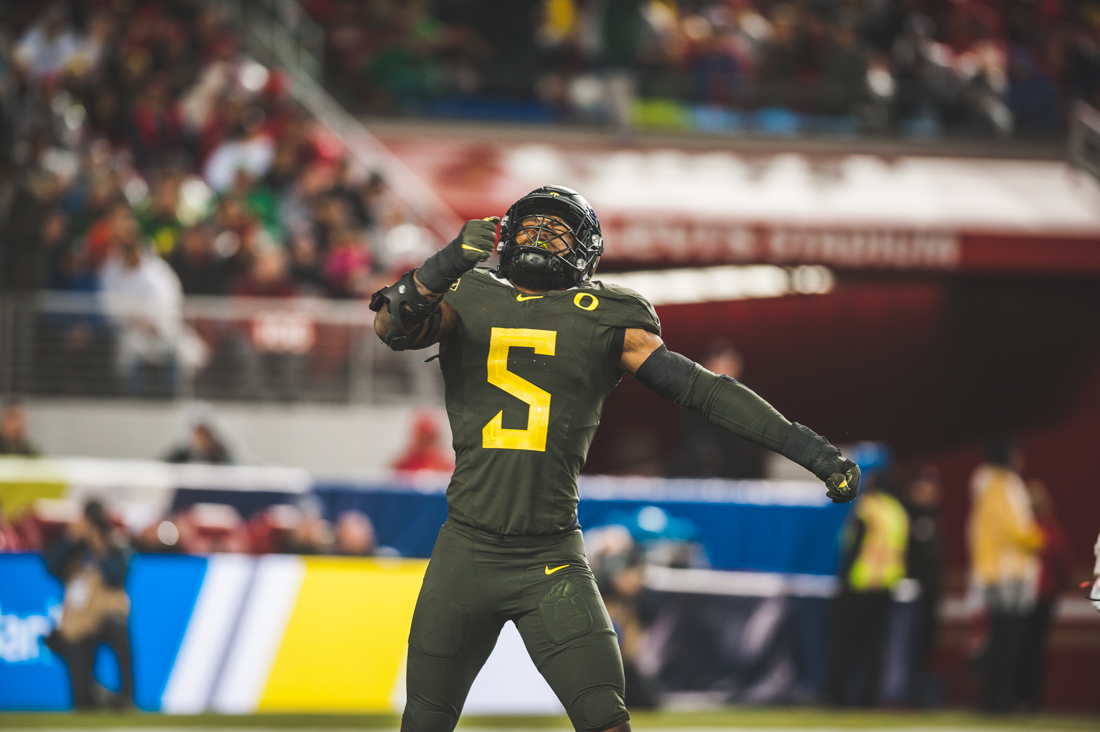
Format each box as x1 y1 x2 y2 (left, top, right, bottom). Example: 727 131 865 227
824 459 860 504
780 423 860 503
416 218 498 293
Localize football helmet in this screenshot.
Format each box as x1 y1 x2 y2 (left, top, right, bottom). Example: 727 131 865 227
497 185 603 290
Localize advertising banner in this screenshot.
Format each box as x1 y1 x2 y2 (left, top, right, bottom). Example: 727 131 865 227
1 552 865 713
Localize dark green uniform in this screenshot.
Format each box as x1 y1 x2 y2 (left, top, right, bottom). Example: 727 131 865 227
403 269 660 732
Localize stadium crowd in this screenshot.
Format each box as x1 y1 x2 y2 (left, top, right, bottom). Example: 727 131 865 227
0 491 389 557
310 0 1100 138
0 1 426 307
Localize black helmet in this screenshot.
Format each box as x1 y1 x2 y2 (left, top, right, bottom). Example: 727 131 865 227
497 185 603 290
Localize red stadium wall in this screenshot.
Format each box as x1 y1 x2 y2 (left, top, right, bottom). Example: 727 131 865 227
588 274 1100 575
586 273 1100 711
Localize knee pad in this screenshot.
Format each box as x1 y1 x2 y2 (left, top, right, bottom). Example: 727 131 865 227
401 705 458 732
567 686 629 732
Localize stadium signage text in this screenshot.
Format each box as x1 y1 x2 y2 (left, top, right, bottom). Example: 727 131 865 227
0 604 57 664
600 219 961 270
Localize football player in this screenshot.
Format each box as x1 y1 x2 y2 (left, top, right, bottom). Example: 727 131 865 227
371 186 859 732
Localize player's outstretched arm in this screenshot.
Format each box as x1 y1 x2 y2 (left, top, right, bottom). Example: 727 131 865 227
369 218 496 351
621 328 859 503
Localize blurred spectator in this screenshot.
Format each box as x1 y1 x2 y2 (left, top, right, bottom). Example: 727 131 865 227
164 422 233 465
285 498 334 554
597 505 708 569
826 443 909 707
128 73 188 170
2 165 60 294
600 0 647 137
168 223 230 295
15 5 79 83
287 232 326 294
244 504 301 554
0 498 26 552
233 241 300 298
586 523 658 708
100 219 185 397
173 502 250 553
391 411 454 474
905 464 944 707
136 170 186 257
203 106 274 194
1017 479 1072 710
664 342 766 479
0 402 40 456
43 499 133 709
1091 531 1100 613
38 212 114 395
323 226 374 298
334 510 378 556
231 243 308 401
968 437 1043 713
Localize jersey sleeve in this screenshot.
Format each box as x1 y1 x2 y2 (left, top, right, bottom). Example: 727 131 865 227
590 281 662 335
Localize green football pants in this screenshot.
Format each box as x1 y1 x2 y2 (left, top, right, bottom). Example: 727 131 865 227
402 519 629 732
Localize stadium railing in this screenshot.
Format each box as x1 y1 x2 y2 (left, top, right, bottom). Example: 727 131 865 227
1069 100 1100 184
0 292 442 404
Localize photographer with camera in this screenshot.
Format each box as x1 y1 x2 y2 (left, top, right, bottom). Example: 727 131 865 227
44 499 133 709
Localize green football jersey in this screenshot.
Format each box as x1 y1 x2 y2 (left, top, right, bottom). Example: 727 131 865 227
439 268 661 536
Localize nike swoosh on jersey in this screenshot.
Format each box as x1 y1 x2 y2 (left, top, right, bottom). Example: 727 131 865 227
544 564 569 575
517 294 543 301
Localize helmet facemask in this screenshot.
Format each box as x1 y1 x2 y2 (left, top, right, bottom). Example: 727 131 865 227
498 188 603 290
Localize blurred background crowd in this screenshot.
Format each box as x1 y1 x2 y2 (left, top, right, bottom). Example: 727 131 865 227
1 1 430 310
0 398 447 556
313 0 1100 138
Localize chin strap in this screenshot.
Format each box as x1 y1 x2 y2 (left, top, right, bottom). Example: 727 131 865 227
368 269 442 351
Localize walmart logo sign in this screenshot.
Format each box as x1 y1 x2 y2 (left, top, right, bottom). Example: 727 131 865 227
0 603 59 663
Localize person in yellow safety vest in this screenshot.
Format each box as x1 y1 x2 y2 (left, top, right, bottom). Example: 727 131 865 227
967 436 1043 713
825 442 909 707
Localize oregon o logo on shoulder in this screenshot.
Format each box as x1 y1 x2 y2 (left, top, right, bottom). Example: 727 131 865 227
573 293 598 311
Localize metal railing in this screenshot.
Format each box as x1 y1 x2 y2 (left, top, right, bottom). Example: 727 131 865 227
1069 100 1100 184
0 293 443 404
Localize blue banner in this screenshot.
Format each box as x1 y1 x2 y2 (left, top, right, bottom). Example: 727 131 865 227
0 553 206 711
313 481 849 575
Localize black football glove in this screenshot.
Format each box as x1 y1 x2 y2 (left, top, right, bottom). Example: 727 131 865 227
824 459 860 504
416 218 498 293
780 423 860 504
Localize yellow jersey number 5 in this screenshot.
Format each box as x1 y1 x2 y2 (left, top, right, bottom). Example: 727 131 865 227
482 327 556 452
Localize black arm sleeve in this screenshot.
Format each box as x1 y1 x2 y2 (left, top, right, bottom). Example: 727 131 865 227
634 345 791 451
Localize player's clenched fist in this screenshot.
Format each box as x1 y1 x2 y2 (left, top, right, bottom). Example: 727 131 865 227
416 218 499 293
824 459 860 503
779 423 860 503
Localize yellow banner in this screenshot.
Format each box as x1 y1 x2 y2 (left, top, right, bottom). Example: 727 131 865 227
260 557 428 711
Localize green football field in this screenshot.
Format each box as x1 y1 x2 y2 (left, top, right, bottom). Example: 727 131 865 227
1 709 1098 731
